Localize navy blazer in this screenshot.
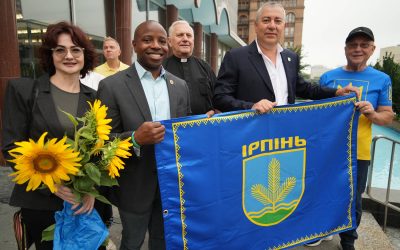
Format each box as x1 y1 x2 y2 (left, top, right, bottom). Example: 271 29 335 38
213 41 336 112
2 74 96 210
97 64 191 213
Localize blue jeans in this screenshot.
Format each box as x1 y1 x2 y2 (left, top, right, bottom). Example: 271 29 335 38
340 160 370 248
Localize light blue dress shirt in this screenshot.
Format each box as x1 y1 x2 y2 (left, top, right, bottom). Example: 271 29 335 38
135 62 171 121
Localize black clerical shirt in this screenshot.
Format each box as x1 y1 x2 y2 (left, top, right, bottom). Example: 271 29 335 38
163 55 216 115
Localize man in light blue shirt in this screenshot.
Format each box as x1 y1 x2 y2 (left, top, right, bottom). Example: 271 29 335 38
135 62 170 121
97 20 191 250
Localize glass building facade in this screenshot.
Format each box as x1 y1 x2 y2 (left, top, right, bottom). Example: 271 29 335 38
14 0 245 78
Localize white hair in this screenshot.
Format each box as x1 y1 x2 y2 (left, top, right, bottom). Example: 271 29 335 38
168 20 194 37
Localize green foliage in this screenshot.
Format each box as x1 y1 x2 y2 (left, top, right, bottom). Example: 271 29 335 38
100 174 119 187
41 224 55 242
92 193 112 205
60 109 79 127
38 100 132 243
374 52 400 117
73 175 95 192
288 46 310 79
85 163 101 185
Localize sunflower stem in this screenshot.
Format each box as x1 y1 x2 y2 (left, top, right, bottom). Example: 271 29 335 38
74 126 85 152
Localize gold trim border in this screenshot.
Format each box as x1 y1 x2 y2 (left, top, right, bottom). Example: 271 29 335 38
171 97 357 249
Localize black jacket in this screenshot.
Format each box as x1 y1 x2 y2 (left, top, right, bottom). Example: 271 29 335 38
213 41 337 112
163 55 216 114
97 64 191 213
2 74 96 210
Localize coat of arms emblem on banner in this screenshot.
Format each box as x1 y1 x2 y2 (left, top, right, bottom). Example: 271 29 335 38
243 148 306 226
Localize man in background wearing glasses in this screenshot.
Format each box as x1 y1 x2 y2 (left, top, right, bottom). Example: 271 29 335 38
317 27 394 250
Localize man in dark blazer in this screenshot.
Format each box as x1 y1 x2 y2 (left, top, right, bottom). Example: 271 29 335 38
97 21 190 250
213 2 358 113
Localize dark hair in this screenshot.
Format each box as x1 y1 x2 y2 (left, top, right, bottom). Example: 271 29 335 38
39 21 97 77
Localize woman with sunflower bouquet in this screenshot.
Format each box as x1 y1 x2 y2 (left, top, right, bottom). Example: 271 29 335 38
1 22 113 250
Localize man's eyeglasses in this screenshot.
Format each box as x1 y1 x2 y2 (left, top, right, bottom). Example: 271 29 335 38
346 43 374 49
51 46 85 58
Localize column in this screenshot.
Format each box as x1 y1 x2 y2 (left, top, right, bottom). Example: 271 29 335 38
210 33 218 73
166 4 178 56
115 0 132 65
0 0 20 164
193 22 203 58
166 4 178 30
104 0 116 37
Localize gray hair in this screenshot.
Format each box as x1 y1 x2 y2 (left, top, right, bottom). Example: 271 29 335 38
255 2 286 22
168 20 194 37
103 36 120 48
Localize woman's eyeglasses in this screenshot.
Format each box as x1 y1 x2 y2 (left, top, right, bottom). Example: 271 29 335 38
51 46 84 58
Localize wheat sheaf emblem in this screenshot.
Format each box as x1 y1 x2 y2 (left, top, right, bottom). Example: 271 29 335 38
251 158 296 212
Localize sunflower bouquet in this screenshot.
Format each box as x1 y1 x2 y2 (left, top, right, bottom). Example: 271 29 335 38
8 100 132 201
8 100 132 248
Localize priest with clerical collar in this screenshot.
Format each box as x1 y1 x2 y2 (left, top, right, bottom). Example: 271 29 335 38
163 20 216 116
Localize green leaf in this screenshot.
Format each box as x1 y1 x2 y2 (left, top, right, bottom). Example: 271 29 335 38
85 163 101 185
73 176 94 192
41 223 55 242
80 152 91 165
80 129 95 140
66 137 75 146
79 188 111 205
75 169 86 177
76 116 86 123
94 194 112 205
59 109 79 127
72 188 82 202
100 175 119 187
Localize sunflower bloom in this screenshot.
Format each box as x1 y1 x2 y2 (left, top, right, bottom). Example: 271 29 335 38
107 138 133 178
8 132 81 193
89 100 112 141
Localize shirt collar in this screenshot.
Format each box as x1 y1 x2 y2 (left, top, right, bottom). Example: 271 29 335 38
104 61 120 71
135 61 166 79
172 54 190 63
255 39 284 57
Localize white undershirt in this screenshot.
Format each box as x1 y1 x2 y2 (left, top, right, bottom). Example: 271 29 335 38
256 40 288 106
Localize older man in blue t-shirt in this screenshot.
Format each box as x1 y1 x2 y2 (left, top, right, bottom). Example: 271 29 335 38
313 27 394 250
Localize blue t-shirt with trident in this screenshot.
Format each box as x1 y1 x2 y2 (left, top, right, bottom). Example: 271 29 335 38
320 66 392 160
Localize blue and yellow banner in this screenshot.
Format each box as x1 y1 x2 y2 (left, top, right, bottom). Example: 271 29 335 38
155 95 359 250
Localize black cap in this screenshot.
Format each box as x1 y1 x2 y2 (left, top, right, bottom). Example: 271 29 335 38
345 27 374 43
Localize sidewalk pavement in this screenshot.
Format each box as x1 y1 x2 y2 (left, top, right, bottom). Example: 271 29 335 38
0 167 396 250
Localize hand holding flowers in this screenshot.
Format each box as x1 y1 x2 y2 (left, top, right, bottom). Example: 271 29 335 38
54 185 95 215
8 99 133 206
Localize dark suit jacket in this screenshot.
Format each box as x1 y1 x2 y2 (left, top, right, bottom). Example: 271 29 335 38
1 74 96 210
213 41 337 112
96 64 191 213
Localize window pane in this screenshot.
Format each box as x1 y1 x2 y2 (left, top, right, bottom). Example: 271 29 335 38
18 0 70 78
20 0 70 24
17 20 46 78
74 0 106 37
131 0 163 62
